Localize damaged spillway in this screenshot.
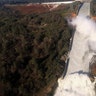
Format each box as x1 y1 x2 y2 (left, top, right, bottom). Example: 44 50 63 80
54 1 96 96
66 2 91 75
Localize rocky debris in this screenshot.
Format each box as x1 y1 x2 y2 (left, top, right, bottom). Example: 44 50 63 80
89 55 96 92
89 55 96 77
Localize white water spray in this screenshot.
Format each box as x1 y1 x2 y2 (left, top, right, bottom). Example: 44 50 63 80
54 15 96 96
54 73 95 96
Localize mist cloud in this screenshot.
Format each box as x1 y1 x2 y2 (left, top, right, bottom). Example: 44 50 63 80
54 15 96 96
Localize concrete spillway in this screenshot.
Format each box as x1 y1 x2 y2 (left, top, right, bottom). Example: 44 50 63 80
42 1 75 4
66 2 91 75
54 1 96 96
78 3 90 16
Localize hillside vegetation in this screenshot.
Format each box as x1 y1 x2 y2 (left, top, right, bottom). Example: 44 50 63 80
1 1 93 96
91 1 96 16
0 5 73 96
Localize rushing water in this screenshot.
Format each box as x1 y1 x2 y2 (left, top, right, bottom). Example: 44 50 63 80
54 2 96 96
54 15 96 96
54 73 95 96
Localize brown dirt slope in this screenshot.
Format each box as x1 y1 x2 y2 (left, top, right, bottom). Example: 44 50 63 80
5 4 66 15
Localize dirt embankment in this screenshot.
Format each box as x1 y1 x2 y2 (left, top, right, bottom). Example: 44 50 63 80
5 4 66 15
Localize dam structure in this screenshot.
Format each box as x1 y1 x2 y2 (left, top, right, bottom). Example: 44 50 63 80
66 1 91 75
54 1 96 96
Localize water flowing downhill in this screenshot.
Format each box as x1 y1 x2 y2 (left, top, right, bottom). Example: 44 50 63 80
54 1 96 96
66 2 91 76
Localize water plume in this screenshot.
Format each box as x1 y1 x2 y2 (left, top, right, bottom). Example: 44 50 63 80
54 15 96 96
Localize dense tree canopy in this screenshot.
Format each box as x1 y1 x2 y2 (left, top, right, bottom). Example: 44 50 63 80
0 5 72 96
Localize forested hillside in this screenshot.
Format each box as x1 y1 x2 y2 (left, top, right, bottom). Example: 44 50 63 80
0 5 72 96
